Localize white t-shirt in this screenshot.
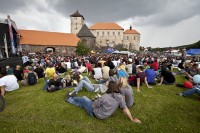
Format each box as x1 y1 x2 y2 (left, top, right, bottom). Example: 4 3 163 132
65 62 71 69
22 56 29 64
112 61 118 67
0 75 19 92
93 67 102 79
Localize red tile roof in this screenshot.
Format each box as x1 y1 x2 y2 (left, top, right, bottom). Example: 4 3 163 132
124 29 140 34
90 22 124 30
19 30 80 46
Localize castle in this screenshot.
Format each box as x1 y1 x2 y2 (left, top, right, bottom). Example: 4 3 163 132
70 10 140 51
0 11 140 56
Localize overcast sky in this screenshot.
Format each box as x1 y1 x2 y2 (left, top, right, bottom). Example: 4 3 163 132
0 0 199 48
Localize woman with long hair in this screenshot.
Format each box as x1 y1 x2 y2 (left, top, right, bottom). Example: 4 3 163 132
65 81 141 123
118 76 134 107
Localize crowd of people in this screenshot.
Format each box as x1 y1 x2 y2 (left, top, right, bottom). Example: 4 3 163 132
0 51 200 123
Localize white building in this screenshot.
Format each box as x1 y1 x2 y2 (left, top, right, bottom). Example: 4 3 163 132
70 10 140 51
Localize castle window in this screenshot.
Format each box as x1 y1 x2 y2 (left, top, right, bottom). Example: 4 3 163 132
134 36 136 40
113 32 115 35
118 32 120 36
97 32 99 36
127 36 129 40
100 41 102 44
107 31 109 36
102 31 104 36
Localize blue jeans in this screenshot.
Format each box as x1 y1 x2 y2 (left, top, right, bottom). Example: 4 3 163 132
183 86 200 96
81 76 92 84
43 79 49 90
67 96 94 116
74 77 94 93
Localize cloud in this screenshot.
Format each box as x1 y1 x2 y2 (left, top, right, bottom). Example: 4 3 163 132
0 0 28 13
50 0 166 23
0 0 199 48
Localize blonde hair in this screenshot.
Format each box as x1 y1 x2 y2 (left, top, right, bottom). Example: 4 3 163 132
119 76 129 88
16 65 21 70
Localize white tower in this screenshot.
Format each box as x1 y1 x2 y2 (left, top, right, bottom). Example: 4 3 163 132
70 10 84 35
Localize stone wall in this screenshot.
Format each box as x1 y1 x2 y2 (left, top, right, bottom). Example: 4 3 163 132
79 37 96 50
21 44 76 55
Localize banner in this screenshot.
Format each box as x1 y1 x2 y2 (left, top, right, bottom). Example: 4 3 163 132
4 33 9 58
7 15 16 54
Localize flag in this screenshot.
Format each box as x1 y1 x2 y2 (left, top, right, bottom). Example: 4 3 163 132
7 15 16 54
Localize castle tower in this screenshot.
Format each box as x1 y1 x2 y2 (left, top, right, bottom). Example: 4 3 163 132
123 25 140 51
70 10 85 35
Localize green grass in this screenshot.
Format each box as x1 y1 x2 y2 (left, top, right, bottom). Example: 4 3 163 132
0 74 200 133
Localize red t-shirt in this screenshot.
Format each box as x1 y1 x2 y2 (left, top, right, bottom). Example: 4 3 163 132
85 63 92 72
153 62 159 71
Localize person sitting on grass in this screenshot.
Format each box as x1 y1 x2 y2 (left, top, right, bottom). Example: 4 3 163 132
158 65 175 85
44 62 56 79
145 66 157 85
118 76 134 108
43 73 66 92
13 65 23 81
117 65 128 79
21 66 38 86
185 63 200 81
0 69 19 97
65 81 141 123
34 64 44 79
134 66 152 92
92 62 102 80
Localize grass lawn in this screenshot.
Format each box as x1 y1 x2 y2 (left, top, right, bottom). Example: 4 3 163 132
0 74 200 133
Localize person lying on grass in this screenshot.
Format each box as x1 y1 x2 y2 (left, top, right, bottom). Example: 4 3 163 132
65 81 141 123
68 70 118 96
0 69 19 97
178 85 200 98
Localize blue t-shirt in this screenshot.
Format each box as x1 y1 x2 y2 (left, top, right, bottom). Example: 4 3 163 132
145 68 156 83
117 69 128 79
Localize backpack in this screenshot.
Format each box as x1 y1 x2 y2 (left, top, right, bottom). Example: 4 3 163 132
27 72 37 85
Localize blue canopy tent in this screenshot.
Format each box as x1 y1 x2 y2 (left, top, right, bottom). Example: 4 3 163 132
186 49 200 55
105 47 115 54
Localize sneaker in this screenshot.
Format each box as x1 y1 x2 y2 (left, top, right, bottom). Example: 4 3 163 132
94 87 100 92
65 93 71 102
69 90 77 97
176 93 183 96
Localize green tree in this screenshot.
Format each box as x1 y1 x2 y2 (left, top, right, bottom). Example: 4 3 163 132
75 41 91 55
